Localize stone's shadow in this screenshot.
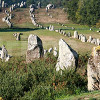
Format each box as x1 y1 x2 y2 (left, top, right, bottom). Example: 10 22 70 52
0 27 40 32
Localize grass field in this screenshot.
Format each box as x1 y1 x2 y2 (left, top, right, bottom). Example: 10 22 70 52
0 8 99 56
57 91 100 100
0 7 100 100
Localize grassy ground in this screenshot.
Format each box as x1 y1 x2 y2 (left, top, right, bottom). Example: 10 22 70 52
0 7 100 100
57 91 100 100
0 8 99 57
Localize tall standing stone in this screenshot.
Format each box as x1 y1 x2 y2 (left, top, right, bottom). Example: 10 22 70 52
88 36 93 43
53 47 57 57
81 35 87 42
2 1 4 8
38 2 41 8
0 0 2 7
97 39 100 46
26 34 44 63
1 45 8 61
87 46 100 91
56 39 78 71
74 31 78 39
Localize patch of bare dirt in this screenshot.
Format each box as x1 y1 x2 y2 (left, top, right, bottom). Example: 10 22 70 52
35 8 69 24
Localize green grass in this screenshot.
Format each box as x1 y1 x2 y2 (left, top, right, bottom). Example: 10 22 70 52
56 91 100 100
0 25 98 56
0 8 99 56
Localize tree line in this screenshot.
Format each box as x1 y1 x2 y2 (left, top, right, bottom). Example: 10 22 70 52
3 0 100 26
64 0 100 26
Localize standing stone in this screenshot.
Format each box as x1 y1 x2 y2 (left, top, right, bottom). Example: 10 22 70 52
74 31 78 39
1 45 8 61
46 7 48 12
63 31 66 35
2 1 4 8
56 39 78 71
72 27 75 30
53 47 57 57
16 33 20 41
18 3 20 7
91 39 97 45
97 39 100 46
0 0 1 7
67 32 71 37
26 34 44 63
44 49 48 55
10 7 12 12
87 46 100 91
79 34 82 40
48 48 53 53
81 35 87 42
13 33 23 41
38 2 41 8
88 36 93 42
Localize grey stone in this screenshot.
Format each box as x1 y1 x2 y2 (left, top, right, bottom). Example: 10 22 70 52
1 45 9 62
26 34 44 63
91 39 97 45
44 49 48 55
81 35 87 42
97 39 100 45
67 32 71 37
87 46 100 91
56 39 78 71
46 4 54 9
87 36 93 42
53 47 57 57
2 1 4 7
74 31 78 39
48 48 53 53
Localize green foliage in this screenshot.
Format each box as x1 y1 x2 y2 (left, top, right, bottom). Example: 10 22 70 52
67 0 79 21
66 0 100 25
54 70 87 97
0 54 87 99
26 0 34 6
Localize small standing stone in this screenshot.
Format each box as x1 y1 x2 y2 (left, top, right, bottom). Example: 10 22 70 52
74 31 78 39
53 47 57 57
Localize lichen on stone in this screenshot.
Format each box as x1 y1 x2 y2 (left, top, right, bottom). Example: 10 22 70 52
92 46 100 57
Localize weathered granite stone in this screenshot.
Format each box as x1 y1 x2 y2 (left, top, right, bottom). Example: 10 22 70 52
87 36 93 43
91 39 97 45
97 39 100 46
56 39 78 71
44 49 48 55
1 45 9 62
67 32 71 37
26 34 44 63
74 31 78 39
87 46 100 91
81 35 87 42
53 47 57 57
48 48 53 53
2 1 4 7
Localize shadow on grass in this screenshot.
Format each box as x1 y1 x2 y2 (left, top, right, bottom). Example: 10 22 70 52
0 27 40 32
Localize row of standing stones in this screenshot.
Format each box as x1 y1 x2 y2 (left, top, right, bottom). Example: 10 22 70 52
29 5 100 46
0 33 100 91
1 2 100 91
0 32 100 91
26 34 100 91
2 1 26 28
74 31 100 45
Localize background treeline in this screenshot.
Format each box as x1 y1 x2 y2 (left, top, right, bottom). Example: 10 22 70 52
3 0 100 26
64 0 100 26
